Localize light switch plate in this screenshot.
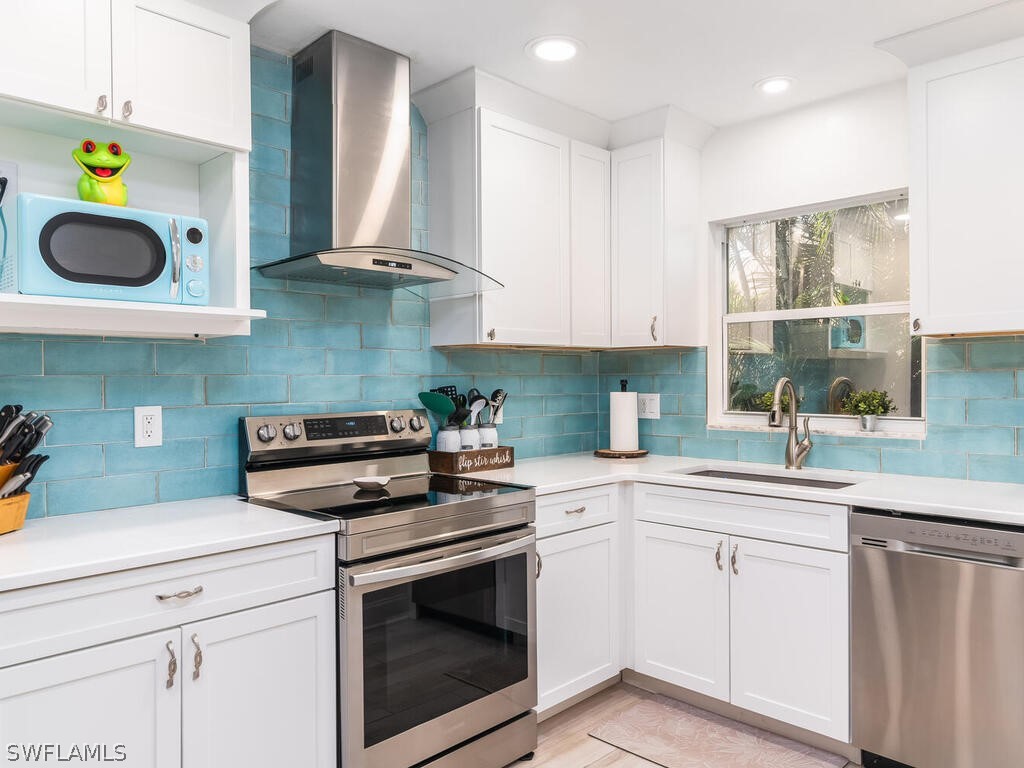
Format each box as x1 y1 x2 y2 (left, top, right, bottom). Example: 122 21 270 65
638 393 660 419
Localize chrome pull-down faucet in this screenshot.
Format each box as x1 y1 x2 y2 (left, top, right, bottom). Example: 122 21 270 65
768 377 813 469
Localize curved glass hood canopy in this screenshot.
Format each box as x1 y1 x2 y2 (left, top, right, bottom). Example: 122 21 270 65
254 30 501 297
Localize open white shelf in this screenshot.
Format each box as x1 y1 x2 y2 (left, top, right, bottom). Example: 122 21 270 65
0 293 265 339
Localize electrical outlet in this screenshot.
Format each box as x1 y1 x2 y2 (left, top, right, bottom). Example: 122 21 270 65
134 406 162 447
638 393 660 419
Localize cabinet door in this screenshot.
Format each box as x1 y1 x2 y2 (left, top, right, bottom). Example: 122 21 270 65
479 109 571 346
111 0 251 150
729 536 849 741
537 523 620 712
611 140 664 347
181 592 336 768
570 141 611 347
909 41 1024 335
0 0 112 117
0 629 181 767
633 521 729 701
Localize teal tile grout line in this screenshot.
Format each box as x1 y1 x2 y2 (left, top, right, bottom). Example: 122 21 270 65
3 49 1024 519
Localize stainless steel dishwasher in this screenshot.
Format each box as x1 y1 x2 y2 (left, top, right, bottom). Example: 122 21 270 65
852 508 1024 768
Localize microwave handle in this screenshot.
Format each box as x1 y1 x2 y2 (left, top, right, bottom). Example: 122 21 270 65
168 218 181 300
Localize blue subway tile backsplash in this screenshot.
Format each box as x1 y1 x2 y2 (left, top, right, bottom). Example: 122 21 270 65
7 48 1024 520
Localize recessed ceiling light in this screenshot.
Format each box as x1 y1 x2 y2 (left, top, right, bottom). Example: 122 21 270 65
755 76 794 95
526 36 581 62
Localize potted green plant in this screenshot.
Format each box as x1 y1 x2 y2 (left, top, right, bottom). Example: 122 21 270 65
841 389 897 431
752 390 798 413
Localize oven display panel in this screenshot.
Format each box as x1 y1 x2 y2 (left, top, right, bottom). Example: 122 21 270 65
304 415 388 440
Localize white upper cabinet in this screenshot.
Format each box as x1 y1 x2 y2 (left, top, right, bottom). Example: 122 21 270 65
478 109 572 345
909 37 1024 336
610 139 704 348
611 140 665 347
570 141 612 347
111 0 251 151
0 0 251 151
0 0 113 118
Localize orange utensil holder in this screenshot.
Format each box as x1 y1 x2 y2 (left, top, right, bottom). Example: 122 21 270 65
0 463 29 535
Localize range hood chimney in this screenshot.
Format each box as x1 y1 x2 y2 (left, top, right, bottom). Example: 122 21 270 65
256 31 499 292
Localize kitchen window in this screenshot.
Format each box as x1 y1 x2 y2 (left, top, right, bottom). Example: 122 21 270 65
711 195 923 434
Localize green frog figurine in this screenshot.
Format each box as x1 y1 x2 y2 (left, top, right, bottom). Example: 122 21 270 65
73 139 131 206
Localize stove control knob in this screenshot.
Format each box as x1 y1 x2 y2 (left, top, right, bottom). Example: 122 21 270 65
390 416 406 433
283 422 302 441
256 424 277 443
408 415 425 432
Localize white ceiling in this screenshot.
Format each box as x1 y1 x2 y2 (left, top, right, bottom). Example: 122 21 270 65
249 0 1000 127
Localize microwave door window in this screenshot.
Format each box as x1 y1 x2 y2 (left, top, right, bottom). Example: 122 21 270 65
362 552 530 748
41 213 166 286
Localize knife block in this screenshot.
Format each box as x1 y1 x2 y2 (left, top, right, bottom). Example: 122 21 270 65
0 462 16 487
0 492 29 535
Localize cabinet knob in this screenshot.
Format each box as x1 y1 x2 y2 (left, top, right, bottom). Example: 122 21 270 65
487 328 496 341
912 318 921 332
650 315 658 342
122 99 133 119
96 94 108 114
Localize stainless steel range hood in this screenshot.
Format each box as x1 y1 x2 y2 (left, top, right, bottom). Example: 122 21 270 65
256 31 500 293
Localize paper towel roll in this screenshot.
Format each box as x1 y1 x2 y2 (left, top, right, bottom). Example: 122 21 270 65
609 391 639 451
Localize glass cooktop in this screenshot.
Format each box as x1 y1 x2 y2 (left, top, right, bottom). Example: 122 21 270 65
252 474 531 521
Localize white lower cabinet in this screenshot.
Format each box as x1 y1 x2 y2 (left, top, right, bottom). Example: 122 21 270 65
0 629 181 767
536 523 620 713
633 520 850 742
182 592 336 768
729 537 849 741
633 522 729 700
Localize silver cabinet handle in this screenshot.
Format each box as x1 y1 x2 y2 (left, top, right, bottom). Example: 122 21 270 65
536 551 543 579
191 634 203 681
166 641 177 689
487 328 496 341
731 544 739 575
912 318 921 332
715 540 723 571
650 315 658 342
122 99 133 119
565 506 586 516
156 585 203 602
168 218 181 299
96 94 108 113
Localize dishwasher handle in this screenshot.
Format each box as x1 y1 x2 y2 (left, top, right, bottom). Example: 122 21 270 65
854 536 1024 569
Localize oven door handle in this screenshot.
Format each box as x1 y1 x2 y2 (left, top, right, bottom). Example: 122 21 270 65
349 535 535 587
168 217 181 300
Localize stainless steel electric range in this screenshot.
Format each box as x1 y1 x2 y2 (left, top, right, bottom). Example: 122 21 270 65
240 409 538 768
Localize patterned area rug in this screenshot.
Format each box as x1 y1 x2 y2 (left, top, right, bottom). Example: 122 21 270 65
589 695 847 768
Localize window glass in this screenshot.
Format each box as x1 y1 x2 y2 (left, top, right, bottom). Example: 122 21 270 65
727 200 909 312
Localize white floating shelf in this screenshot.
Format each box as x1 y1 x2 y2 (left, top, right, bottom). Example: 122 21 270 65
0 294 266 340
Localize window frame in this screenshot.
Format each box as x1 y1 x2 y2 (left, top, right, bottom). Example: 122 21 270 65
706 190 926 438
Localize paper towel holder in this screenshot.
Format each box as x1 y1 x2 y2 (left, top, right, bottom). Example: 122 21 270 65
598 379 648 458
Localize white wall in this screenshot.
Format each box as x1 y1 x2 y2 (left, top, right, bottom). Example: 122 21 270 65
700 80 909 223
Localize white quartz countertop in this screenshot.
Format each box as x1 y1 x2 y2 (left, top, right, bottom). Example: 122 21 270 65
472 453 1024 526
0 496 338 593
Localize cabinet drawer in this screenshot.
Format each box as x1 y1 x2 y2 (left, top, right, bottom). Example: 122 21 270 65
535 486 618 539
0 535 334 668
634 484 848 552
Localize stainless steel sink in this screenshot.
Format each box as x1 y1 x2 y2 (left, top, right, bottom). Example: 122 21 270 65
682 469 854 489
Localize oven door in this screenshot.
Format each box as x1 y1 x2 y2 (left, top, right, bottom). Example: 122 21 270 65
17 194 182 304
339 528 537 768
